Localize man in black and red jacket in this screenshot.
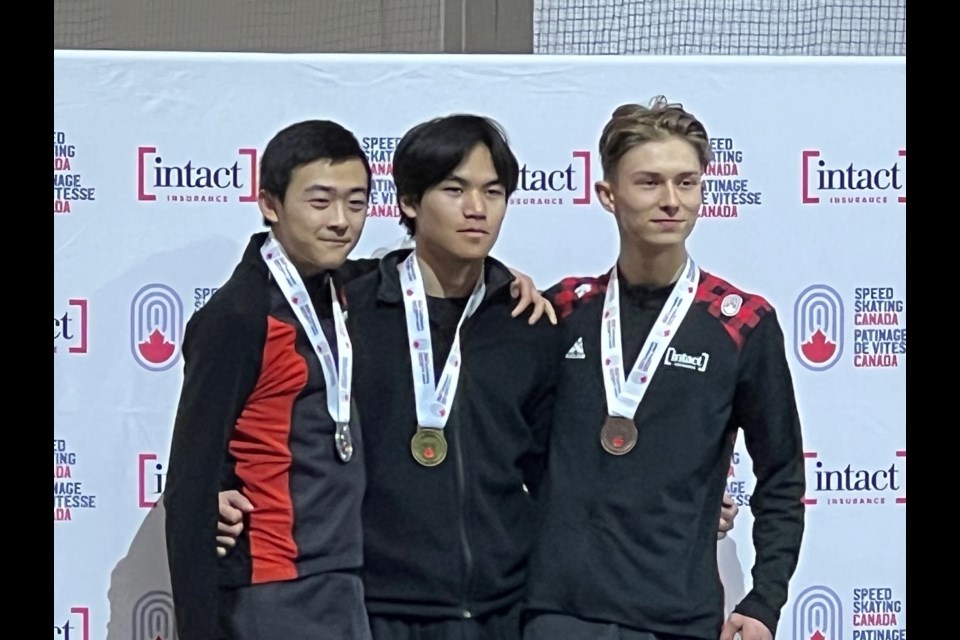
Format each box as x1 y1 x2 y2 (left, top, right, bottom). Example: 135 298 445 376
524 98 806 640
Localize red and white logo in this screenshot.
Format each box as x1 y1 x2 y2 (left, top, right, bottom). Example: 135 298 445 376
130 284 183 372
792 586 841 640
802 149 905 205
803 450 905 506
794 285 843 371
137 146 257 203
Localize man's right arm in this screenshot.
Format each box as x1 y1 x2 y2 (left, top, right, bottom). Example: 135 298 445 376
164 308 263 640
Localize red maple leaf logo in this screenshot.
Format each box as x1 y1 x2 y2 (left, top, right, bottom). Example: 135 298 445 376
801 328 837 364
423 447 435 459
810 630 826 640
138 328 175 364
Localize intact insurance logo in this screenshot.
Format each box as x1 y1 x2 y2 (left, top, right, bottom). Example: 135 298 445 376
803 450 905 507
510 150 592 207
794 285 906 371
54 298 88 355
132 591 177 640
138 453 167 508
802 148 905 206
793 585 905 640
137 146 258 204
53 605 90 639
131 284 183 372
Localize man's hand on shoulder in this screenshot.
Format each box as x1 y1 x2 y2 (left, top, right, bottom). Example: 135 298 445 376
508 268 557 325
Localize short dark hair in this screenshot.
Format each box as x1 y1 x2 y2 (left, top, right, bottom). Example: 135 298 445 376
392 115 519 236
259 120 372 226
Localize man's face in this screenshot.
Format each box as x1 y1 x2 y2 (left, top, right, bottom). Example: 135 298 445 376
596 135 703 251
402 143 508 262
259 158 369 274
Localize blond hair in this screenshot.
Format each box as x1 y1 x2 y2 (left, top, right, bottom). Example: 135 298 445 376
599 96 712 180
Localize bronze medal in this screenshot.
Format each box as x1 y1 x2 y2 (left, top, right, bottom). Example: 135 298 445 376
335 422 354 463
600 416 638 455
411 427 447 467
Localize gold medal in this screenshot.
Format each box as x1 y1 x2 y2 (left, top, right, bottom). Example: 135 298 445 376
600 416 638 455
411 427 447 467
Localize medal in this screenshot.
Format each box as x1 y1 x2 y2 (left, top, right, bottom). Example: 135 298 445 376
600 416 639 455
398 253 485 468
335 422 354 462
599 257 699 456
411 427 448 467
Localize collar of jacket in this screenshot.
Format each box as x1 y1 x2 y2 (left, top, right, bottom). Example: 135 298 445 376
373 248 515 306
241 231 337 294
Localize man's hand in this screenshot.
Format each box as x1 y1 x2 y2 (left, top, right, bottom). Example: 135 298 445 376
508 269 557 325
718 493 739 540
217 490 254 558
720 612 772 640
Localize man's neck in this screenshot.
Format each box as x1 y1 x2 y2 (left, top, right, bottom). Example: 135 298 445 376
616 243 687 288
415 243 484 298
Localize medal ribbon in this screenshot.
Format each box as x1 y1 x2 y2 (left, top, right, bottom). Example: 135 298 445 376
261 232 352 426
600 256 700 419
398 252 485 430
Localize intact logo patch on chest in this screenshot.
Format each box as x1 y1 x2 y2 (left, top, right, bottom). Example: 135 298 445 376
664 347 710 372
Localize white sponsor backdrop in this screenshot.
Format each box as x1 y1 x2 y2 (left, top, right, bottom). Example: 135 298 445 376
54 51 905 640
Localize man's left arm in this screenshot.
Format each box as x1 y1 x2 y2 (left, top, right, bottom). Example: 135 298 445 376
728 309 806 638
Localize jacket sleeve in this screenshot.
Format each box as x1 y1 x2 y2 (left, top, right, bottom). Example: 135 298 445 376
520 323 562 498
164 307 264 640
731 310 806 637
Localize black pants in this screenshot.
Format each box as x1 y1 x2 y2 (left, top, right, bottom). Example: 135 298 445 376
218 571 372 639
369 602 524 640
522 613 703 640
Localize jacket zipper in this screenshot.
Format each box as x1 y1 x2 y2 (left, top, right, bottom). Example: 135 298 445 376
453 411 475 620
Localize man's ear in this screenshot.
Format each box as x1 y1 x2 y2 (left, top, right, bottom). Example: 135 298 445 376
258 190 281 225
595 180 616 215
399 195 419 221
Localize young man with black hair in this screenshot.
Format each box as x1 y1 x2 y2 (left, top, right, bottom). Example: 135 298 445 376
164 119 376 640
345 113 562 640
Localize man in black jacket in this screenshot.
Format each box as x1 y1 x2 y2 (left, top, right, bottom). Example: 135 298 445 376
347 114 562 640
523 97 806 640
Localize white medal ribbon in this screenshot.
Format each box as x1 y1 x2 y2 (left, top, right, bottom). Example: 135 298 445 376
398 252 485 429
260 232 353 429
601 256 700 419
